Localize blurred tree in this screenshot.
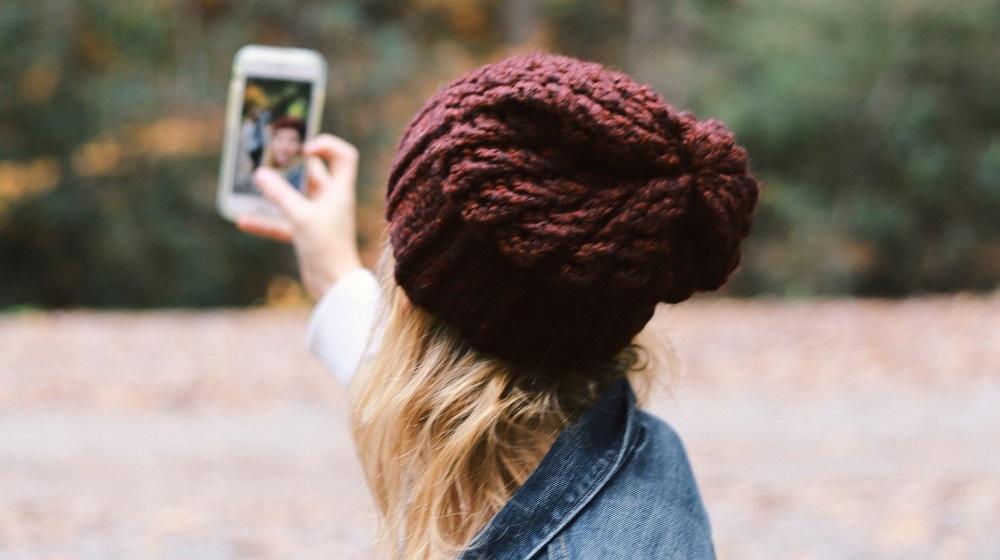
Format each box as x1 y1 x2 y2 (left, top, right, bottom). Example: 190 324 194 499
0 0 997 309
684 0 1000 295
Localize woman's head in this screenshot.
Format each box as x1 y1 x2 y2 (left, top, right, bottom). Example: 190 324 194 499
265 116 305 168
352 51 759 559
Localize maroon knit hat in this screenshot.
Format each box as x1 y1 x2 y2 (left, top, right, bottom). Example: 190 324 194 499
385 52 759 370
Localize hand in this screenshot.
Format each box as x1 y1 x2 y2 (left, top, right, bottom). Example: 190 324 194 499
236 134 363 301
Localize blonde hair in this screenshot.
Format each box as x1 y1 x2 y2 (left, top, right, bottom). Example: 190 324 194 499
348 241 677 559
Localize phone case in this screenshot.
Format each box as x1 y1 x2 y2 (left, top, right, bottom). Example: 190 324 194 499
216 45 327 223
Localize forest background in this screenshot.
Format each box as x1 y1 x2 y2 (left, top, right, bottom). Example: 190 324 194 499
3 0 998 309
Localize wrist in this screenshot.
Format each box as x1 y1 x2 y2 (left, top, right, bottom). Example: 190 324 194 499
332 253 364 284
305 249 363 301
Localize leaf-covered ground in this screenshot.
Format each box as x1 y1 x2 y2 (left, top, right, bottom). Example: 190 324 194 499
1 295 998 559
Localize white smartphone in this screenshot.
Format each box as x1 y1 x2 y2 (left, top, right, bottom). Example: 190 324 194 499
217 45 327 223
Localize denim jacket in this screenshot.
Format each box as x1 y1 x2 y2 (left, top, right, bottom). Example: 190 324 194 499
305 269 715 559
459 377 716 560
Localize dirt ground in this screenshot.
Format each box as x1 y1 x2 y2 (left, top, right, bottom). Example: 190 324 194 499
1 294 998 559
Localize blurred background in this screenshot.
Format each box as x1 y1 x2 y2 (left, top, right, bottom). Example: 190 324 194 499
1 0 998 559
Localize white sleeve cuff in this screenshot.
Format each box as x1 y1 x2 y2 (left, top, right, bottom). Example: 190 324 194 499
305 267 381 386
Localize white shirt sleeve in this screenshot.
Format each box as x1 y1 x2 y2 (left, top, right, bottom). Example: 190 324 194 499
305 266 383 386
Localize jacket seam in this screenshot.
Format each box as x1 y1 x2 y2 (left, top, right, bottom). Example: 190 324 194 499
519 396 640 560
557 534 569 560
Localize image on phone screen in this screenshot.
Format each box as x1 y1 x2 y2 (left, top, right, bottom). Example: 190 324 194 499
233 77 313 195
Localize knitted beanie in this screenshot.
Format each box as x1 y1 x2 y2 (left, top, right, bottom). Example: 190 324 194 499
384 52 759 370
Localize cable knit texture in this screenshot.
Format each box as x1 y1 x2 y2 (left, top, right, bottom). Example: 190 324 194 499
385 52 759 369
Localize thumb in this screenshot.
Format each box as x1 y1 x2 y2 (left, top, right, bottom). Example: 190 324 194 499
254 166 308 221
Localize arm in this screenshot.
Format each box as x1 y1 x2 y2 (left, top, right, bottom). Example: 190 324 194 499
305 266 382 385
235 134 374 383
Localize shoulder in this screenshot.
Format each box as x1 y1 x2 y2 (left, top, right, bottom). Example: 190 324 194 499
543 410 715 559
632 410 703 488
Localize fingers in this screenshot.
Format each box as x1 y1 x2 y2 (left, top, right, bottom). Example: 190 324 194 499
304 134 359 173
254 166 309 221
303 135 358 204
235 214 293 243
305 156 331 198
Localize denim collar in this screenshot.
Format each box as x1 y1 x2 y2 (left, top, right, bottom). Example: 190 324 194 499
459 376 639 559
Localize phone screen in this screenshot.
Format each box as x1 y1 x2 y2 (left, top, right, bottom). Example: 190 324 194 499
233 76 313 195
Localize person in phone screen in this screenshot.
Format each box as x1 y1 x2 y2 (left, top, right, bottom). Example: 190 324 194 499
261 116 306 190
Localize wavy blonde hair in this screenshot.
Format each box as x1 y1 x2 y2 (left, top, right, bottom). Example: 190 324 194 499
348 241 677 559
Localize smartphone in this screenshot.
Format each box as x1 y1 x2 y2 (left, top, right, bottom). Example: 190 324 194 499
217 45 326 223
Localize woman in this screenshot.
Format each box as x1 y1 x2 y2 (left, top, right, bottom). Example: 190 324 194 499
261 115 307 190
237 53 759 559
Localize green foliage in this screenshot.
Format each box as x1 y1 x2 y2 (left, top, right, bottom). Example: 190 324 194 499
0 0 997 308
675 0 1000 295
